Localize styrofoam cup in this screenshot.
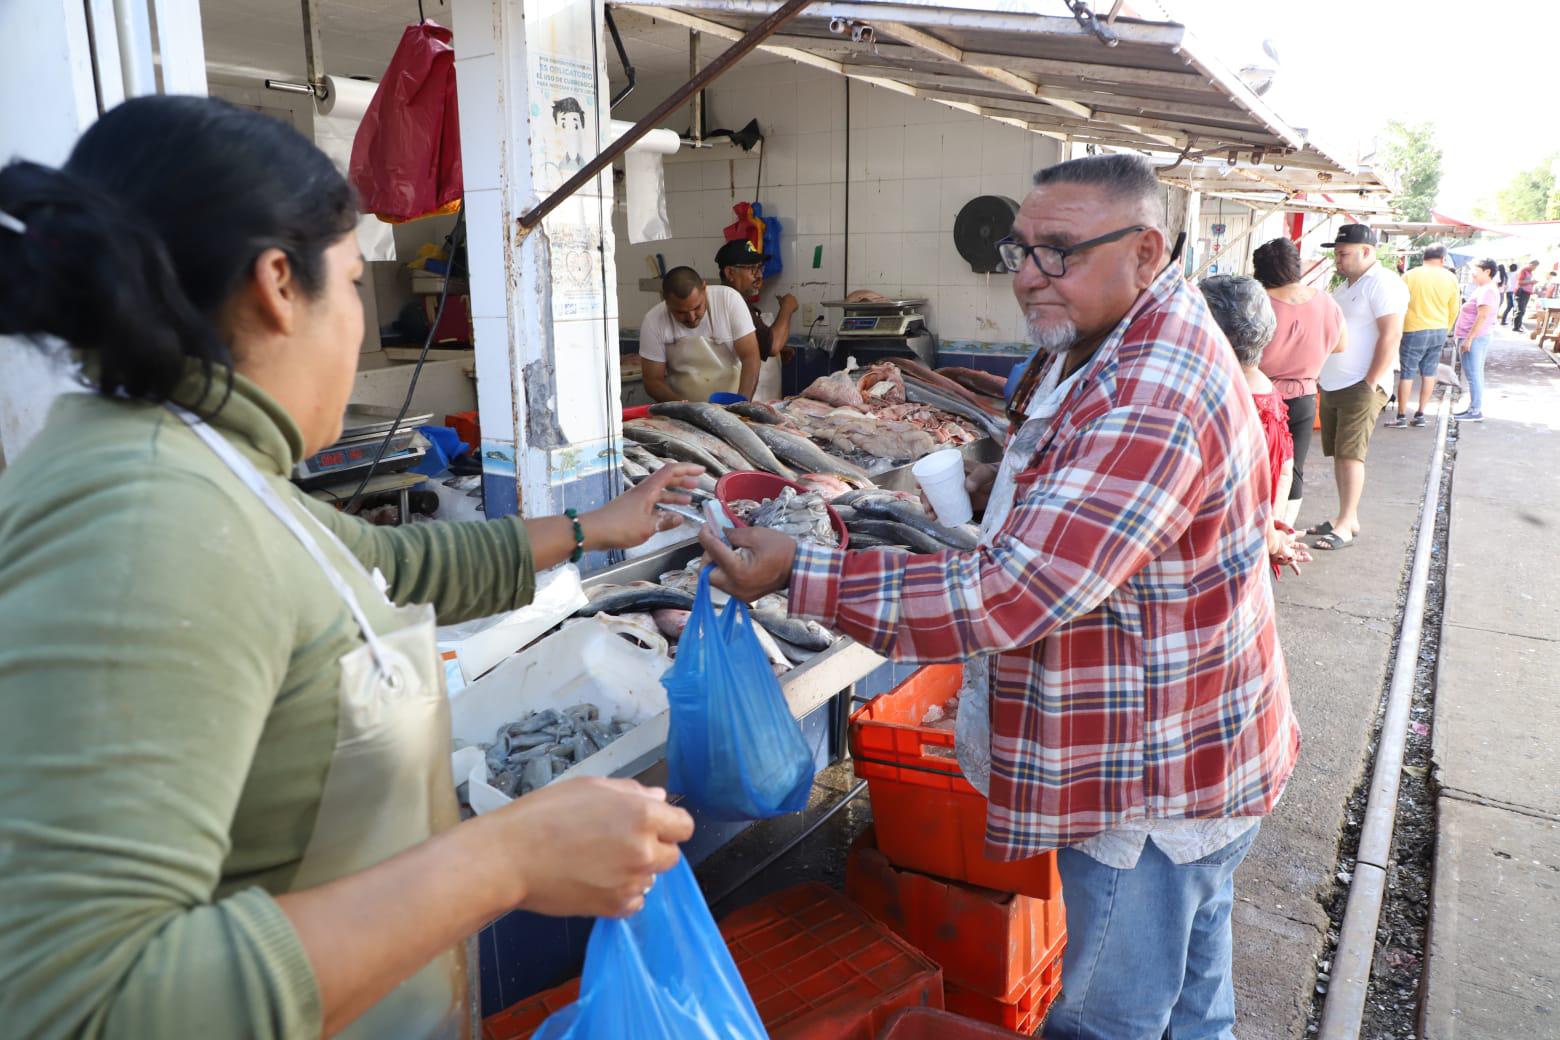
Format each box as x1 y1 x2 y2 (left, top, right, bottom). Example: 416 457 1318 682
911 448 973 526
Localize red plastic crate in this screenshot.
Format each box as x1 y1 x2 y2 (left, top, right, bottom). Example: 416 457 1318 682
944 955 1063 1035
848 664 1060 899
878 1007 1027 1038
846 827 1065 1004
481 979 579 1040
720 883 944 1040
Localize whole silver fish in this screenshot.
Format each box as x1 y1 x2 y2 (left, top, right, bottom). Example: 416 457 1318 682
573 583 697 617
846 518 955 555
622 423 731 475
748 422 874 484
726 401 787 424
750 608 835 652
903 380 1008 440
650 401 798 478
623 444 665 471
849 493 980 550
630 416 752 472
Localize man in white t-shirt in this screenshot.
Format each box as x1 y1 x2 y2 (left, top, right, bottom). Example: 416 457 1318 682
1309 224 1409 551
636 266 761 403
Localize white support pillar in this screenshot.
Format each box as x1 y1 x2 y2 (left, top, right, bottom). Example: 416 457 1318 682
453 0 621 520
0 0 208 470
0 0 101 470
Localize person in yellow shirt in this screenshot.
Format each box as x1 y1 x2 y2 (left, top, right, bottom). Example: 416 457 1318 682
1390 245 1460 428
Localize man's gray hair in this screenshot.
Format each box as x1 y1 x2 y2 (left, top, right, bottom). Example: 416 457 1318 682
1032 153 1166 229
1198 275 1276 367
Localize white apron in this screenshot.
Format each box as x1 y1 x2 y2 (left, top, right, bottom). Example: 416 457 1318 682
664 334 741 401
170 406 473 1040
955 356 1084 795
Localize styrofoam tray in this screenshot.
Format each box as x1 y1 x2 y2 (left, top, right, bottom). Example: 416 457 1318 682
449 616 672 815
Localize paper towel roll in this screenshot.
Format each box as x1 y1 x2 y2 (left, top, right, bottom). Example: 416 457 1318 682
314 77 396 261
609 120 679 244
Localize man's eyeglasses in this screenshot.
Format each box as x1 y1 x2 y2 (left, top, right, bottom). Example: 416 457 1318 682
996 225 1147 278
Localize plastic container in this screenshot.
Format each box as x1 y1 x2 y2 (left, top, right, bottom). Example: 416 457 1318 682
877 1007 1027 1039
714 471 851 549
445 410 482 453
848 664 1060 900
621 404 654 421
449 616 671 815
910 447 973 526
944 955 1063 1035
709 390 749 405
845 826 1065 1004
720 883 944 1040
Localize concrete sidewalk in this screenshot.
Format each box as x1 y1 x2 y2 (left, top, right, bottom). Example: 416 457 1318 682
1421 331 1560 1039
1233 367 1442 1038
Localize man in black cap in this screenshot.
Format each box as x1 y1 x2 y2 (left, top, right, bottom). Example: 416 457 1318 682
717 239 797 399
1307 224 1408 551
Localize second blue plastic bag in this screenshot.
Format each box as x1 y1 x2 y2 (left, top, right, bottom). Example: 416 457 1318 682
663 565 816 821
531 856 767 1040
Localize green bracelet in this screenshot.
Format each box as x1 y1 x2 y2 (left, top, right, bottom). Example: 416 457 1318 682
564 508 585 563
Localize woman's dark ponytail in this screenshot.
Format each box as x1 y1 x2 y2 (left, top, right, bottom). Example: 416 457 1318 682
0 161 226 402
0 95 357 405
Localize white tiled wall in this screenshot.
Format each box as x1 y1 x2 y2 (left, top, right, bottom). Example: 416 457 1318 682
610 60 1061 344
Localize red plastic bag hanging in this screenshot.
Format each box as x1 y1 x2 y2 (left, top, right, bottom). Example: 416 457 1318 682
349 21 463 223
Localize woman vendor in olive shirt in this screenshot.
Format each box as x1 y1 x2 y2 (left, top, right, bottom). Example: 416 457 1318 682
0 97 697 1039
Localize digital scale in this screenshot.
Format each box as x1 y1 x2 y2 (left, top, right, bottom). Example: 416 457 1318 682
822 297 937 370
294 405 433 491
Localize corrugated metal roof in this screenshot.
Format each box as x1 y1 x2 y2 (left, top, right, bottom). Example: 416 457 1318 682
619 0 1374 186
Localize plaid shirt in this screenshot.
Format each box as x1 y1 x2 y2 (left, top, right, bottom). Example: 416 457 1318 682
790 266 1300 858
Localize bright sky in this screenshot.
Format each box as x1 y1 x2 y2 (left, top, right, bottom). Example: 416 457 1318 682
1159 0 1560 216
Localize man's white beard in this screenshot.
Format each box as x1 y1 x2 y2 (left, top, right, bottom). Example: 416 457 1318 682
1026 315 1079 355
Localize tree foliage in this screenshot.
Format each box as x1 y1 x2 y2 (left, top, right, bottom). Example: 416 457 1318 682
1379 121 1443 222
1495 159 1556 223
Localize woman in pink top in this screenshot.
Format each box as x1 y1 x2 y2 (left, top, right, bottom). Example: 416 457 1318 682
1252 238 1347 527
1453 259 1501 421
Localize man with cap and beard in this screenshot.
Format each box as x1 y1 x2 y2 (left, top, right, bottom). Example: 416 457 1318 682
716 239 797 401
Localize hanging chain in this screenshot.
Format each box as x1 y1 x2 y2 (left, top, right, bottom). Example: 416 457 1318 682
1060 0 1120 47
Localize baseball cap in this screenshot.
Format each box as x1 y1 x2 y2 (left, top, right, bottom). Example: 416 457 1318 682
715 240 769 268
1322 224 1377 248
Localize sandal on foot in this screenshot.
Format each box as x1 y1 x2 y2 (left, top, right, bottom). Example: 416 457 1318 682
1304 520 1335 537
1312 530 1355 551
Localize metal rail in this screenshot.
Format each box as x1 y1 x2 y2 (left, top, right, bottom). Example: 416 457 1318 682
1316 392 1452 1038
518 0 813 231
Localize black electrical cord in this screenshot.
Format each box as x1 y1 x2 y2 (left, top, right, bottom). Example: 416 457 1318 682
344 206 466 514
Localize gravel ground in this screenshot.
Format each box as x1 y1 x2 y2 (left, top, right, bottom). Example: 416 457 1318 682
1305 420 1458 1038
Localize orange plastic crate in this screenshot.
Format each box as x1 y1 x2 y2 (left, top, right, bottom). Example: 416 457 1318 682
721 883 945 1040
877 1007 1027 1038
944 954 1063 1035
848 664 1060 900
489 885 944 1040
846 827 1065 1004
481 979 579 1040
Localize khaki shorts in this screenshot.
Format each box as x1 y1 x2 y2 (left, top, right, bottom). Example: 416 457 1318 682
1319 380 1389 462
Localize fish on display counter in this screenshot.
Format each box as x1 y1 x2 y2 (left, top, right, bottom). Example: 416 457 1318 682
729 486 838 546
622 421 733 475
630 416 752 473
744 421 875 484
649 401 797 479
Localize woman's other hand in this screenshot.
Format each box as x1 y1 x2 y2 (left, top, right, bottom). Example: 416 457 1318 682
584 464 704 550
493 777 694 919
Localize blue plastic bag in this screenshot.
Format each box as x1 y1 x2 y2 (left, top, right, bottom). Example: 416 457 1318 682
531 856 767 1040
663 565 815 821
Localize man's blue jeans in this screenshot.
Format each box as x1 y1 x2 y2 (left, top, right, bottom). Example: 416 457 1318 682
1043 824 1260 1040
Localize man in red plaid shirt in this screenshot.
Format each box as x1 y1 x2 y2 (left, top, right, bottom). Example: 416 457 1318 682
704 153 1299 1040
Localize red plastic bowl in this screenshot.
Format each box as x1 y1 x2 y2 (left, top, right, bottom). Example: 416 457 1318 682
714 471 850 550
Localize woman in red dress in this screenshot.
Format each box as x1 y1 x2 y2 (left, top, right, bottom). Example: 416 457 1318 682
1200 274 1310 575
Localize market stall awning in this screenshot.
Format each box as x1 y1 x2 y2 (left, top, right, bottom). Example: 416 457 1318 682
617 0 1356 171
1153 153 1390 201
1431 210 1560 244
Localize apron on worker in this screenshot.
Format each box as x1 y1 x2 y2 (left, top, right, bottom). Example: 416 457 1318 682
169 405 471 1040
955 356 1083 796
664 333 741 402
